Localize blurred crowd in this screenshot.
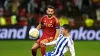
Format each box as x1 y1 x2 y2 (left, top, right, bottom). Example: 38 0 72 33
0 0 100 27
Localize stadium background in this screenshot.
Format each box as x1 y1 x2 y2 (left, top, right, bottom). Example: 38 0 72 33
0 0 100 56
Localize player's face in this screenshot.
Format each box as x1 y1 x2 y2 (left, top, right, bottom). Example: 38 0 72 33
46 8 54 17
61 27 66 35
61 27 68 35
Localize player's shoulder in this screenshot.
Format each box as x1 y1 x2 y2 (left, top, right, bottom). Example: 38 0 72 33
42 15 48 18
53 15 58 20
58 34 63 38
40 15 47 21
41 15 47 20
52 15 59 23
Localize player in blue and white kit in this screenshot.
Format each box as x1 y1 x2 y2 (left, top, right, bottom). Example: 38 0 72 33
42 24 75 56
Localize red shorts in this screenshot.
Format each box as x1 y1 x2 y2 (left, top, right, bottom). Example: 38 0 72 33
36 36 54 45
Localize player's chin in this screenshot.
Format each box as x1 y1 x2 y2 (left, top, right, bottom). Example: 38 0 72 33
48 14 53 17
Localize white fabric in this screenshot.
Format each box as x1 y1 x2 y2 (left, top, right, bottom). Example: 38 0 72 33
46 34 75 56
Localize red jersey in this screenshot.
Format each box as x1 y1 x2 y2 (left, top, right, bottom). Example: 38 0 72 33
40 15 60 38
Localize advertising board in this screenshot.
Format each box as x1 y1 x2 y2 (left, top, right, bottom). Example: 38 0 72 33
0 26 100 40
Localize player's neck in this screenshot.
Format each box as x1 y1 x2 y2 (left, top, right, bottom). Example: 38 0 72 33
47 15 54 19
64 33 70 38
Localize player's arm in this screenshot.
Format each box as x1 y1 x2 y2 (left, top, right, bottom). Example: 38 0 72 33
54 29 60 40
36 16 44 30
36 24 42 30
45 34 61 46
54 16 60 40
45 40 57 46
63 47 68 54
68 39 75 56
69 44 75 56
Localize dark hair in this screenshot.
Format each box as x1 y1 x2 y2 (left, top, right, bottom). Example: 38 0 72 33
62 24 71 32
47 5 54 9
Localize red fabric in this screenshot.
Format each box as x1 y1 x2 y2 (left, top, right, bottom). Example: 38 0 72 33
40 46 46 56
36 15 60 44
41 15 60 38
36 36 54 44
36 15 60 56
19 9 26 16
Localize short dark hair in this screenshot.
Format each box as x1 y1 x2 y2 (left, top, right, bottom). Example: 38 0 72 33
62 24 71 32
47 5 54 9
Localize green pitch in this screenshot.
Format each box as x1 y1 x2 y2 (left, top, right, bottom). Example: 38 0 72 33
0 40 100 56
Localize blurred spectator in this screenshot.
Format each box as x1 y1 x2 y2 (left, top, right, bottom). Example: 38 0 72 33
19 16 28 26
85 18 94 27
0 16 7 26
62 0 78 17
92 0 100 9
27 0 38 14
6 16 11 25
63 0 73 17
39 1 46 15
0 0 99 27
69 18 75 27
59 15 69 26
33 14 41 24
11 0 20 15
95 8 100 27
19 0 29 9
56 0 63 16
4 0 12 16
19 8 26 17
11 15 17 25
4 0 20 15
80 0 92 14
76 0 92 10
84 14 94 27
96 8 100 21
47 0 57 8
18 8 28 26
27 14 37 26
0 7 4 16
4 0 10 11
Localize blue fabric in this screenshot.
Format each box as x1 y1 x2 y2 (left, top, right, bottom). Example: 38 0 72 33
45 52 52 56
55 26 60 29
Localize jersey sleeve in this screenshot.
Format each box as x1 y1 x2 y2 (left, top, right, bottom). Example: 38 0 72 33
39 18 43 25
39 15 46 25
54 17 60 29
63 47 68 54
69 44 75 56
68 39 75 56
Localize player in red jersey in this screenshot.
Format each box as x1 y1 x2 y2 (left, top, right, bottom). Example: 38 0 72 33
31 5 60 56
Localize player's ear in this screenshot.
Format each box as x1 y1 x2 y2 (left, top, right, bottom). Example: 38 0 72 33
65 29 68 33
46 10 48 13
52 10 54 13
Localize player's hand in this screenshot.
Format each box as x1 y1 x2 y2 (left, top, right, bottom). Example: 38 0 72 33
49 37 54 42
42 42 46 45
40 42 46 47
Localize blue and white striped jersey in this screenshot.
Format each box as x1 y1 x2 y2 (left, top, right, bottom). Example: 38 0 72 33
46 34 75 56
